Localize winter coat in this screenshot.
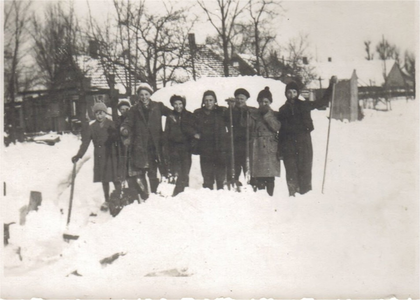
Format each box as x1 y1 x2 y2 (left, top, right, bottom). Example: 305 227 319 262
193 106 229 157
248 107 281 178
121 100 172 170
163 109 197 170
76 118 121 183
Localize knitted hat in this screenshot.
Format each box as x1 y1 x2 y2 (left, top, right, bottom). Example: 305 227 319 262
170 94 186 107
234 88 250 99
117 99 131 109
201 90 218 107
285 81 300 97
257 86 272 103
93 102 108 113
136 82 154 95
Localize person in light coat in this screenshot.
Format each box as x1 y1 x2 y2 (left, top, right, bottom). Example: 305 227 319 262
247 87 281 196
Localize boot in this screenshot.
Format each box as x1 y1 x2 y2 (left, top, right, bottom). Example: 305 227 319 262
138 175 149 200
149 178 159 194
266 181 274 196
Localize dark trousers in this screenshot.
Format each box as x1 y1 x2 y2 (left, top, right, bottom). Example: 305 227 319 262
282 133 313 196
170 143 192 196
200 154 226 190
102 181 122 202
252 177 275 196
227 140 247 182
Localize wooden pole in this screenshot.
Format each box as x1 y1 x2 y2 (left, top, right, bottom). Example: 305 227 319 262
322 81 336 194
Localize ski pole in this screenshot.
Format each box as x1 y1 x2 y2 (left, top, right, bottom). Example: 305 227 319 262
321 79 337 194
245 109 251 184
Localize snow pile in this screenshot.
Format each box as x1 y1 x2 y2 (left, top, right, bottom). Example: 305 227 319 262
1 75 418 298
152 75 287 109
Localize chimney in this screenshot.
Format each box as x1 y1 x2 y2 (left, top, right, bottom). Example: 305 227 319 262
328 57 332 62
302 57 308 65
188 33 196 51
89 40 99 59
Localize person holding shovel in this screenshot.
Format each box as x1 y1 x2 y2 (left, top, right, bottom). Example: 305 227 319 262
278 76 336 196
224 88 254 188
72 102 122 211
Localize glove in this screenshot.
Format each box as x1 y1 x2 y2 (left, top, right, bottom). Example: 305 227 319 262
330 76 338 85
123 138 131 147
72 156 80 163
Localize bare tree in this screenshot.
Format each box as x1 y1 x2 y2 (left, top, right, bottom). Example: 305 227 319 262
88 0 196 90
287 33 317 86
4 0 32 143
197 0 248 76
248 0 282 75
31 2 85 90
364 40 374 60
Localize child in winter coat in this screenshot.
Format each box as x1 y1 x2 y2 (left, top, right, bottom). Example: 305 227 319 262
72 102 121 211
247 87 281 196
163 95 197 196
278 77 336 196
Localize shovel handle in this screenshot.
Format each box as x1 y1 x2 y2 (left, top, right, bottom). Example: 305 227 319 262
67 162 77 226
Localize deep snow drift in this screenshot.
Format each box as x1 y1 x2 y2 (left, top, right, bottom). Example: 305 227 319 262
1 76 418 299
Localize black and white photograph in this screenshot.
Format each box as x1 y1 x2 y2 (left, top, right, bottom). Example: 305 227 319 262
1 0 419 298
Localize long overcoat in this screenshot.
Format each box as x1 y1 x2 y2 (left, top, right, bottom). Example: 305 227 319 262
193 106 229 157
121 100 171 171
248 107 281 178
76 118 120 183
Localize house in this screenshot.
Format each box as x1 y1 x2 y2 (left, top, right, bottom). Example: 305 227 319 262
230 53 257 76
11 44 143 135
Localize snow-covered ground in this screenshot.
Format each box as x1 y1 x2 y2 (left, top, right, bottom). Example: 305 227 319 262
1 76 418 299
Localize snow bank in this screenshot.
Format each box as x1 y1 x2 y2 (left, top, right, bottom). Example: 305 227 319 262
152 76 287 109
1 74 418 298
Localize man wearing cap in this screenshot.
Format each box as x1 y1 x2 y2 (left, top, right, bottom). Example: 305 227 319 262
278 77 336 196
120 83 172 200
225 88 254 186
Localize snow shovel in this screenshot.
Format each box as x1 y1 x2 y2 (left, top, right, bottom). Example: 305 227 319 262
63 162 79 241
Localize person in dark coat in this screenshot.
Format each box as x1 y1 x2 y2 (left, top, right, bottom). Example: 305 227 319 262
120 83 172 200
224 88 254 186
194 90 228 190
247 87 281 196
163 95 198 196
278 77 336 196
72 102 122 210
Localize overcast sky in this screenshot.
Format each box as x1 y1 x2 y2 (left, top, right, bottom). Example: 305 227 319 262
32 0 418 63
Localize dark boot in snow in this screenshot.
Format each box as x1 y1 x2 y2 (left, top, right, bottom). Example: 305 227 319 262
150 178 159 194
266 181 274 196
138 175 149 200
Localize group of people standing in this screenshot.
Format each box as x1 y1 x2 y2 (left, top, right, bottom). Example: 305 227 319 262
72 77 336 210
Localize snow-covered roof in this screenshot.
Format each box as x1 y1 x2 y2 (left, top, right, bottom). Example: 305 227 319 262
307 59 396 89
194 45 241 78
76 55 142 94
